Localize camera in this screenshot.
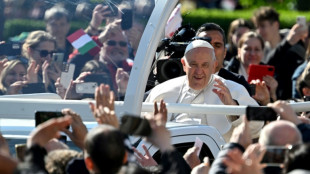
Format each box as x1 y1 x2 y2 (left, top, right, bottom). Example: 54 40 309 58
0 42 21 56
246 106 278 121
261 146 289 166
119 114 151 136
155 25 211 83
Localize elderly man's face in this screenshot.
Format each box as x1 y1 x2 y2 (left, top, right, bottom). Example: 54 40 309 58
197 30 226 73
181 47 216 90
101 33 128 65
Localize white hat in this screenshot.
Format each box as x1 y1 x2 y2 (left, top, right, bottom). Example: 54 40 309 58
184 40 214 55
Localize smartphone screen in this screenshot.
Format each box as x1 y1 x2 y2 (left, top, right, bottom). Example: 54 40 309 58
22 83 45 94
35 111 65 127
246 106 278 121
121 9 133 30
76 82 98 94
297 16 306 26
261 146 288 166
250 84 256 96
84 73 114 91
60 63 75 89
119 114 151 136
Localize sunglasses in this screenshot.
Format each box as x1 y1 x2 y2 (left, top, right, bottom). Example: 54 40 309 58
106 40 127 47
35 49 55 57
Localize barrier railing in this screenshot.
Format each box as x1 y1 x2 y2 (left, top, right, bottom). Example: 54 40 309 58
0 98 309 121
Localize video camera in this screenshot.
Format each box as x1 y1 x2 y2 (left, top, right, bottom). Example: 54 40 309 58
155 25 211 83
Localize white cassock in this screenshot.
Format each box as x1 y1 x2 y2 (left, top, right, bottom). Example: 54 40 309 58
145 74 263 142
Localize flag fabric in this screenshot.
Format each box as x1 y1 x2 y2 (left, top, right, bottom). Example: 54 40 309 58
165 3 183 38
67 29 101 56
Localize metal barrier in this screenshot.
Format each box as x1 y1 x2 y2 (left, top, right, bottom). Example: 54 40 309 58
0 98 309 121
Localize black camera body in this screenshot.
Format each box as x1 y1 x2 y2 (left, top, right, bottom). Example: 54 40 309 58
154 26 212 84
155 25 196 83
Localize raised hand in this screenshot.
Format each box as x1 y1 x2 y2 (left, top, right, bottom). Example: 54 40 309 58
89 84 119 128
250 79 270 105
116 68 129 95
222 144 266 174
132 144 158 167
267 100 301 125
27 116 72 148
26 61 39 83
61 109 88 150
55 77 66 99
0 59 8 75
183 146 201 169
153 99 167 123
191 157 210 174
263 75 278 101
212 78 237 105
6 81 25 95
89 5 111 30
230 115 252 149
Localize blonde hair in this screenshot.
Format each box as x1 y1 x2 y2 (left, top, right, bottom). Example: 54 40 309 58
0 60 27 93
22 30 56 60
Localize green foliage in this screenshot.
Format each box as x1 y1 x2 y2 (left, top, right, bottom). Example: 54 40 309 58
182 8 310 35
239 0 296 10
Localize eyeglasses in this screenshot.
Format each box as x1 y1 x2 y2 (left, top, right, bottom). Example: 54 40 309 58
106 40 127 47
35 49 55 57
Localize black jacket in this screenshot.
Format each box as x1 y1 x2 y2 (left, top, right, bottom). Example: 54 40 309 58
265 37 305 100
218 68 252 95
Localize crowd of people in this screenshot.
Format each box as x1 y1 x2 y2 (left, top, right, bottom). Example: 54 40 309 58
0 1 310 174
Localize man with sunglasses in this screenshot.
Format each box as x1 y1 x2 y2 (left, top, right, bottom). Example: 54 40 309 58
69 21 132 98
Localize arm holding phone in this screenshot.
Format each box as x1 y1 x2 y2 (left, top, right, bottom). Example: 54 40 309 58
286 17 308 46
61 109 88 150
249 80 271 106
267 101 301 125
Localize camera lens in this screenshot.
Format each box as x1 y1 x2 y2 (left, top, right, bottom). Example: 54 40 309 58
159 59 184 81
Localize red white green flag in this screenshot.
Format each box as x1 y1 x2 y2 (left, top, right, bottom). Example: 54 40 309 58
67 29 100 56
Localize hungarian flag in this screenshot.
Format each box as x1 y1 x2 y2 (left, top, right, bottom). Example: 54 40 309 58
67 29 100 56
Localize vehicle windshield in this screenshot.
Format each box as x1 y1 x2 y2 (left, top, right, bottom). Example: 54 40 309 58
0 0 155 101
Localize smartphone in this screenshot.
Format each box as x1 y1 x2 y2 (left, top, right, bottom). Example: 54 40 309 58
261 146 288 166
247 64 275 83
15 144 27 162
0 43 21 56
84 73 114 91
119 114 152 136
35 111 65 127
297 16 306 26
246 106 278 121
58 135 67 144
303 96 310 102
22 83 45 94
250 84 256 96
76 82 98 94
52 53 64 67
60 63 75 89
121 9 133 30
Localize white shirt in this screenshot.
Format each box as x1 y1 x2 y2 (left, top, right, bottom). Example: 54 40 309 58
145 74 263 141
